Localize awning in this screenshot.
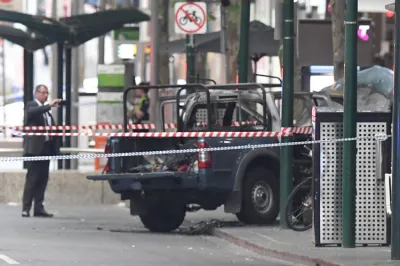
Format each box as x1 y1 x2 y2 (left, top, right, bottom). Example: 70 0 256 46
0 25 54 51
0 9 70 43
59 8 150 46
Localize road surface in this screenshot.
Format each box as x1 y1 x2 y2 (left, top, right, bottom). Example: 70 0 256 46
0 204 302 266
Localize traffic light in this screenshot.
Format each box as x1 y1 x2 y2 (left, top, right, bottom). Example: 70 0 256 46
386 12 395 42
221 0 230 7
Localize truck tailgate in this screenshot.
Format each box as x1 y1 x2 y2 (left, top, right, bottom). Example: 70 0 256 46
87 171 188 181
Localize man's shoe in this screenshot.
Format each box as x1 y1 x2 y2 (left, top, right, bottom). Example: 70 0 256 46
33 211 53 218
22 211 30 217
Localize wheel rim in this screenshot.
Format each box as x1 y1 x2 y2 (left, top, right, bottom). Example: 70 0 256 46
251 181 273 214
288 195 313 230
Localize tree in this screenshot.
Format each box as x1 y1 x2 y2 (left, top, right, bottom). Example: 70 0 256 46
330 0 345 81
226 0 241 82
196 53 208 80
277 0 302 120
195 3 214 81
155 0 172 124
157 0 170 85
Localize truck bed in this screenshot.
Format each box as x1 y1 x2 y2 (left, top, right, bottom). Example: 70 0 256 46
114 125 265 172
87 171 187 181
112 137 186 172
87 171 198 190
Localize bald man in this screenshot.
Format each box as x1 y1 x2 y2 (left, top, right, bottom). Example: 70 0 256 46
22 84 62 218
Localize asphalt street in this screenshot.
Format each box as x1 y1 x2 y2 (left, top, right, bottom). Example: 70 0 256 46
0 203 303 266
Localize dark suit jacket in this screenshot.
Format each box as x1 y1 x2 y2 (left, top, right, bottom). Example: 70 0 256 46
23 101 60 156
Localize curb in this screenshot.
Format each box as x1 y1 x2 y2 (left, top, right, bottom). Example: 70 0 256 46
211 228 343 266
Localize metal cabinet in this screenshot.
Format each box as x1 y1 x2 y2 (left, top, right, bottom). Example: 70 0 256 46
312 108 391 246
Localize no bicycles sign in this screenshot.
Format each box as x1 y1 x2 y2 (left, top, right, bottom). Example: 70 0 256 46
174 2 207 34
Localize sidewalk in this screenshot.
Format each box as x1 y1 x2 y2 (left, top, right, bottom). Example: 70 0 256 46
211 226 396 266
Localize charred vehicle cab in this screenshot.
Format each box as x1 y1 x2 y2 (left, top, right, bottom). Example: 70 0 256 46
87 82 339 232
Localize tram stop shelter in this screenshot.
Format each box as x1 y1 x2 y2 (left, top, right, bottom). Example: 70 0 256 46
0 8 150 169
0 25 52 106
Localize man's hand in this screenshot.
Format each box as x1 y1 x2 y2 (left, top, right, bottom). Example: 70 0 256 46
135 109 144 119
49 99 62 107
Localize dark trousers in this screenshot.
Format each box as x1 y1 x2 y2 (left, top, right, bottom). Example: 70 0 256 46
22 142 52 213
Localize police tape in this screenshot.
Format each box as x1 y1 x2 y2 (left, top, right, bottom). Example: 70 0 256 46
14 130 300 137
290 127 313 134
0 121 262 131
2 123 157 131
0 133 390 162
9 126 312 137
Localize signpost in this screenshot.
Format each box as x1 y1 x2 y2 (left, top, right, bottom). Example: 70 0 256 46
96 64 125 126
174 1 207 84
113 25 140 63
95 64 125 173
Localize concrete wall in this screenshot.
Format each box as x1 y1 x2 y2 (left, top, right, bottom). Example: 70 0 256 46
0 170 121 205
0 139 23 149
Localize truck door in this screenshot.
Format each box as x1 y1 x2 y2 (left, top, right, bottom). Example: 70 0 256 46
211 102 266 174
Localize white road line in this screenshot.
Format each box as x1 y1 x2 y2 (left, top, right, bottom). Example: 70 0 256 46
0 254 19 264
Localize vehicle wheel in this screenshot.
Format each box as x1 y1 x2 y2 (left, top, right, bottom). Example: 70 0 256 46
285 177 313 232
139 204 186 233
236 166 279 224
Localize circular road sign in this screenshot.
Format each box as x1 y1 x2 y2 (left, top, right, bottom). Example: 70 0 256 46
174 2 207 34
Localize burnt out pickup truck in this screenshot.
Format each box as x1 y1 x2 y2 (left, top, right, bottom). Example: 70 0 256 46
87 83 339 232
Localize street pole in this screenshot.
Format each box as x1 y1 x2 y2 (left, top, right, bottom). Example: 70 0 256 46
342 0 358 248
69 0 84 170
51 0 58 127
56 42 64 170
391 0 400 259
1 40 5 133
150 1 161 130
124 60 135 87
98 0 105 65
220 3 229 83
238 0 250 83
186 34 196 83
64 47 72 170
279 0 294 229
185 0 195 84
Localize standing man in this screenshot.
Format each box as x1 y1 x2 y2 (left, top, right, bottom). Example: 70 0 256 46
22 84 62 218
127 81 150 124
